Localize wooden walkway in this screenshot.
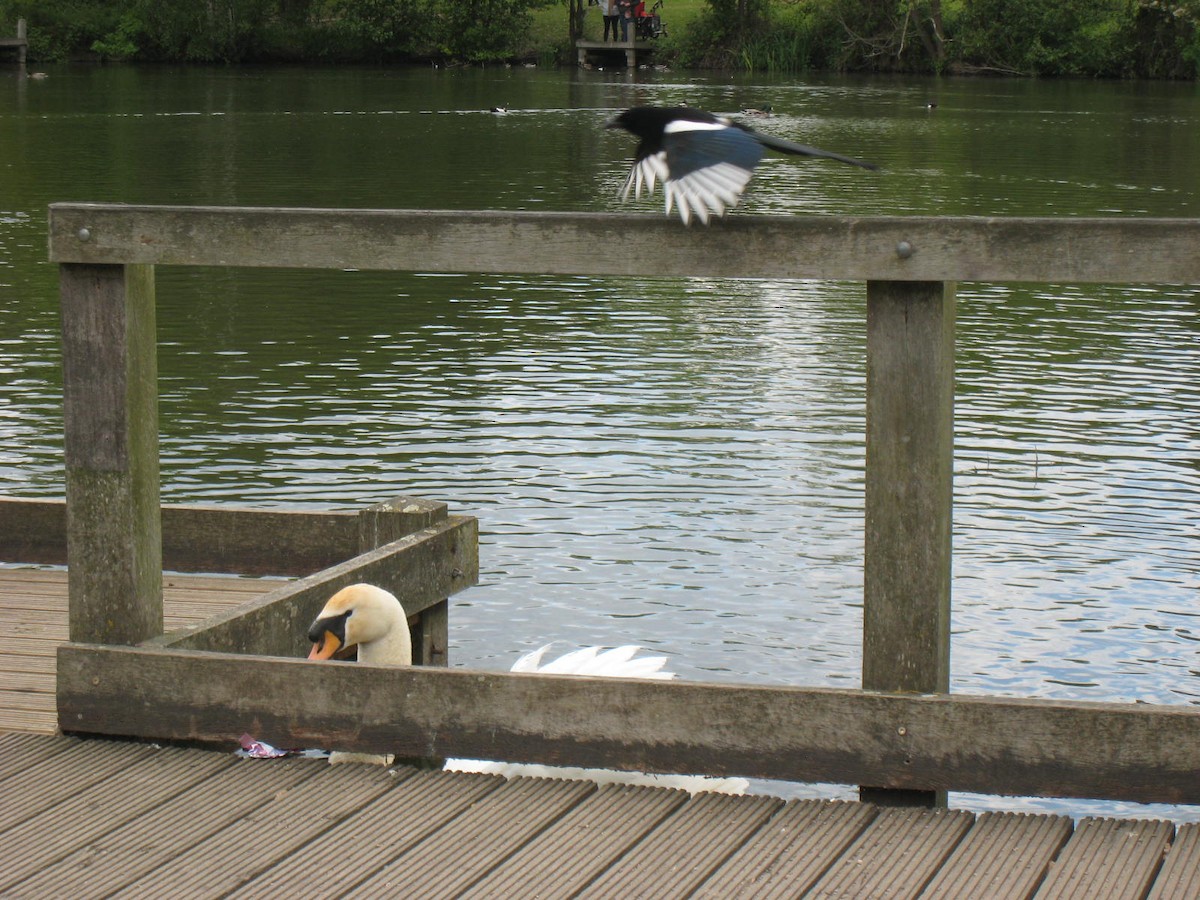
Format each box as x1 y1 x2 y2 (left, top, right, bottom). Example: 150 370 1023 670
2 730 1198 898
5 568 1200 897
0 568 286 734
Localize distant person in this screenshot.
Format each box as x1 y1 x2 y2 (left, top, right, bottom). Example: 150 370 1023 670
603 0 620 41
619 0 632 40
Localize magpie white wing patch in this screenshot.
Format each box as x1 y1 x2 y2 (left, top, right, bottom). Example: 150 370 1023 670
621 151 670 201
664 161 755 225
617 122 765 225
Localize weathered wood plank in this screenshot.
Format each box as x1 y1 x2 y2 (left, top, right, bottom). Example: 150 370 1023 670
862 280 954 807
1150 823 1200 900
0 498 68 565
146 515 477 657
346 778 596 899
0 496 420 575
12 755 322 898
692 801 878 898
458 784 690 899
357 496 448 552
862 279 954 696
921 811 1072 900
60 263 162 645
56 644 1200 804
109 757 404 898
48 204 1200 283
576 792 784 899
806 807 974 899
162 504 359 575
1036 817 1174 899
237 769 502 898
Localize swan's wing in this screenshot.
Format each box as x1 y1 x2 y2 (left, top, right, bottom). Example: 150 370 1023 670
517 644 675 679
590 645 674 680
510 643 554 672
535 645 603 674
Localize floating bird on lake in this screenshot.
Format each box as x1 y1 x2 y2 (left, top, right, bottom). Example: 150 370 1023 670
740 104 773 117
606 105 878 225
306 583 748 793
490 104 508 114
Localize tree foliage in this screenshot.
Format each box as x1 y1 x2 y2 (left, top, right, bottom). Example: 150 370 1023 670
1 0 544 63
1 0 1198 75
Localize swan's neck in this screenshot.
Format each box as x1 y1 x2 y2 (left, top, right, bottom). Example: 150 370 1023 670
358 619 412 666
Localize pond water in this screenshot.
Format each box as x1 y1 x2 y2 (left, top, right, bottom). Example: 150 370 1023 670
1 63 1198 818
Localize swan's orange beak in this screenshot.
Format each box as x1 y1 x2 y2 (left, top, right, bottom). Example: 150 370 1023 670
308 630 342 660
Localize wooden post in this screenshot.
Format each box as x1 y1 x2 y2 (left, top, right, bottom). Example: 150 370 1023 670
358 496 452 666
60 263 162 644
861 280 955 806
17 18 27 70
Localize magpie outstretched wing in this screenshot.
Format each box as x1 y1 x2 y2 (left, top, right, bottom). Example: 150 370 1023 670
607 106 877 225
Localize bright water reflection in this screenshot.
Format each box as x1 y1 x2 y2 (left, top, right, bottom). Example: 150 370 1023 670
1 65 1198 818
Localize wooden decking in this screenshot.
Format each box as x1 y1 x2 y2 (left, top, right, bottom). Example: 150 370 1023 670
0 568 286 734
2 730 1198 898
5 567 1200 897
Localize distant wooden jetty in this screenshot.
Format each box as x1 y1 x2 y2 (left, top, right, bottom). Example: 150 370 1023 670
0 18 27 71
577 37 656 68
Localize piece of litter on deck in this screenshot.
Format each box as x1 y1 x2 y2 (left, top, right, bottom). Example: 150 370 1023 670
236 733 329 759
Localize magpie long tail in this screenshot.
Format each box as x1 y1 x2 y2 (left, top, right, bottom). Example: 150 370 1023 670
754 132 879 171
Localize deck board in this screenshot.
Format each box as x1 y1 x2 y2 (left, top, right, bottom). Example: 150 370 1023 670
575 791 785 898
109 757 403 898
345 776 598 899
1 729 1197 898
922 811 1073 899
1150 823 1200 900
240 768 503 897
458 782 690 899
0 744 235 894
0 568 286 734
693 800 879 898
806 806 975 899
1036 817 1175 899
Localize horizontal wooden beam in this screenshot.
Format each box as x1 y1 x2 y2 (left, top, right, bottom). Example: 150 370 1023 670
48 204 1200 284
0 496 446 576
146 515 478 657
58 643 1200 805
0 498 68 566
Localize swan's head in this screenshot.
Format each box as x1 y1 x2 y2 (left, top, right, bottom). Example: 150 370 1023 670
307 583 410 664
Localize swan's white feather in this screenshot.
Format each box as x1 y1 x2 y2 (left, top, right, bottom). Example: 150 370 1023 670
445 643 748 795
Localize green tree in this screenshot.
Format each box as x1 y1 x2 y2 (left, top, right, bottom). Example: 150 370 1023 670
954 0 1135 75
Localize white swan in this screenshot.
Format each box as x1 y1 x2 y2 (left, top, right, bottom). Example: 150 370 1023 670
307 583 748 794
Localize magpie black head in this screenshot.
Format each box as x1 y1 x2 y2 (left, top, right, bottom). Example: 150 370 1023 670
607 105 878 225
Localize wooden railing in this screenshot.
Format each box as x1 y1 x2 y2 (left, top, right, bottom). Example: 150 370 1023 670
0 494 472 665
45 203 1200 807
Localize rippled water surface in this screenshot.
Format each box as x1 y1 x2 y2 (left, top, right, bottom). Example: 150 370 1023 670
2 66 1198 817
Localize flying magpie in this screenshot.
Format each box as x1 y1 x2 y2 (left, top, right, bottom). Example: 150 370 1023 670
606 106 878 225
